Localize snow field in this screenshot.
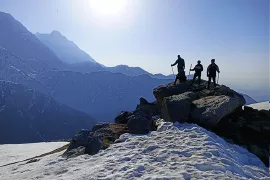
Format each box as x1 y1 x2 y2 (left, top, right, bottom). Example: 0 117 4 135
0 120 269 179
0 142 68 166
247 101 269 111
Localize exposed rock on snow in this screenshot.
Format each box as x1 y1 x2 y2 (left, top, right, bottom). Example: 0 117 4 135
65 123 128 157
115 111 133 124
211 105 270 166
127 109 153 134
65 129 101 156
152 80 269 166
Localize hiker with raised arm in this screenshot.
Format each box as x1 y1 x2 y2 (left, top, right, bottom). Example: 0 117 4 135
207 59 220 89
190 60 203 85
171 55 186 85
171 55 185 73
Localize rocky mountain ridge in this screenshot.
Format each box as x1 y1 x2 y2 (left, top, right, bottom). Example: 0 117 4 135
65 80 270 167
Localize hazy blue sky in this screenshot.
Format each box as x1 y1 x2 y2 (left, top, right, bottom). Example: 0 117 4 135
0 0 269 92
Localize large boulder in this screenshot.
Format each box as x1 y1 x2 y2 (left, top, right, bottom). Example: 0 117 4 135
65 123 128 157
139 97 150 105
63 146 86 158
65 129 102 156
94 123 128 149
127 110 153 134
248 145 269 167
153 81 245 105
161 92 198 123
136 102 159 116
115 111 133 124
190 95 245 128
153 81 191 102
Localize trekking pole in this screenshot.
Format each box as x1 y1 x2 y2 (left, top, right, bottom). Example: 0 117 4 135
217 73 220 84
188 64 192 80
171 66 175 75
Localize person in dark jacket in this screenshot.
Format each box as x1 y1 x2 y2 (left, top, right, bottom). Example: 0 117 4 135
171 55 185 73
190 60 203 85
207 59 220 89
171 55 186 85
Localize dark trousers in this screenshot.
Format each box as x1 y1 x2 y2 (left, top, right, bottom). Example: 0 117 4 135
177 66 184 73
208 76 216 88
192 73 201 85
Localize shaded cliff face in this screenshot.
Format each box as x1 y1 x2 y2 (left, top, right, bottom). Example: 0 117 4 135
0 81 96 144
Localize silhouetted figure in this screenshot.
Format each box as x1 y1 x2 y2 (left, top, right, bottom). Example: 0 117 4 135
171 55 185 73
190 60 203 85
207 59 220 89
171 55 186 85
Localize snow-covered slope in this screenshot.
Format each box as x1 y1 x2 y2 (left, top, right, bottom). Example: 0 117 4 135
248 101 269 111
0 81 96 144
0 120 268 179
36 31 97 64
0 47 48 94
0 142 68 166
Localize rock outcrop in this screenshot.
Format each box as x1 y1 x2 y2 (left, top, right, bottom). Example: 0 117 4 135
161 92 197 123
115 111 132 124
191 95 244 128
154 80 245 128
153 80 269 167
65 80 269 167
64 123 128 158
212 106 270 167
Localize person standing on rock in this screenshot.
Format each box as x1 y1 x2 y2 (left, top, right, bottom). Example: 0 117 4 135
171 55 186 85
190 60 203 85
171 55 185 73
207 59 220 89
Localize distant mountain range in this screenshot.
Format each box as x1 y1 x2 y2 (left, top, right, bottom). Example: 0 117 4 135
0 12 63 72
0 81 96 144
37 70 171 122
0 11 171 123
36 31 97 64
241 93 257 105
36 30 174 79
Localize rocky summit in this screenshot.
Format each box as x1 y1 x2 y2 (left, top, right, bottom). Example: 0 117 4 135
65 79 269 167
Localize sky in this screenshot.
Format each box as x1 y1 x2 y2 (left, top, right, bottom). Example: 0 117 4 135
0 0 269 98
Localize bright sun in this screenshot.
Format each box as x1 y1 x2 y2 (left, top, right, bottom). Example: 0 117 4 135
89 0 126 15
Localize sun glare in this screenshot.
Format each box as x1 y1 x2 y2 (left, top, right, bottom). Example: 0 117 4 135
89 0 126 15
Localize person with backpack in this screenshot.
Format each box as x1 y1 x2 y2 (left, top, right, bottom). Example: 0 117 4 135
190 60 203 85
171 55 186 85
207 59 220 89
